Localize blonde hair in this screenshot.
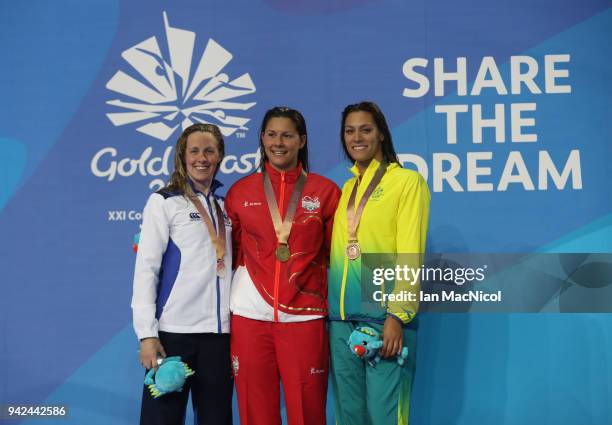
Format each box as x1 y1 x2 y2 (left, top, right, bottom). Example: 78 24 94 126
164 123 225 197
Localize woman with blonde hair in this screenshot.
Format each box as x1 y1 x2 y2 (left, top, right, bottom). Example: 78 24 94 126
132 123 233 425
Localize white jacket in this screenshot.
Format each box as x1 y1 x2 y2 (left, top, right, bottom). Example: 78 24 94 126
131 182 232 340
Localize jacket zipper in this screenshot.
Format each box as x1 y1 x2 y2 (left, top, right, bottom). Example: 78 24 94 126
340 178 360 320
273 172 286 322
204 193 222 333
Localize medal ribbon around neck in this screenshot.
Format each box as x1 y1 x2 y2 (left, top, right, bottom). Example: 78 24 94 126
189 193 227 277
346 162 388 260
263 167 307 262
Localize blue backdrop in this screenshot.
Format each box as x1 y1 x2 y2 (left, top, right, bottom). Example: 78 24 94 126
1 1 611 424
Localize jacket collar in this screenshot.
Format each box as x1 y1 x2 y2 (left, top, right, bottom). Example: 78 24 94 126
350 158 381 179
350 158 397 182
188 177 223 196
264 161 304 184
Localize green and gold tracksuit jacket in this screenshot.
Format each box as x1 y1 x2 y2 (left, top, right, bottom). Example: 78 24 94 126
328 159 430 325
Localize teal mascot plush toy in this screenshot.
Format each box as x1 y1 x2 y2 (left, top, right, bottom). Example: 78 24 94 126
144 356 195 398
348 326 408 367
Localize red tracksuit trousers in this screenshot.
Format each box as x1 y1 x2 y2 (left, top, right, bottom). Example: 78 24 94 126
230 315 328 425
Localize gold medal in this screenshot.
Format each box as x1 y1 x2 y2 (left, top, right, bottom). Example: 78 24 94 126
346 241 361 260
263 168 307 265
216 259 226 278
275 244 291 262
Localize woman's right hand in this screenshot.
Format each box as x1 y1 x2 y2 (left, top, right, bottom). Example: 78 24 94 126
139 337 166 370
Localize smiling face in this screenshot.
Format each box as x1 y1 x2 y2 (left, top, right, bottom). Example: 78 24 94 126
185 131 222 193
261 117 306 172
343 110 384 172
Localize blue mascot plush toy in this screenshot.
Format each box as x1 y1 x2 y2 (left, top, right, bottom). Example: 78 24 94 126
348 326 408 367
144 356 195 398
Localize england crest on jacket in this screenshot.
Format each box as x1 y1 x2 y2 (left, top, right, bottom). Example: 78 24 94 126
301 196 320 212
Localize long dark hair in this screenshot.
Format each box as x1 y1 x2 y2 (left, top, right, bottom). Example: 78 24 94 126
340 101 400 165
164 123 225 196
258 106 309 172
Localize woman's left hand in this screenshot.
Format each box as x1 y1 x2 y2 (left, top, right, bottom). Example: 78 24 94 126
380 316 403 358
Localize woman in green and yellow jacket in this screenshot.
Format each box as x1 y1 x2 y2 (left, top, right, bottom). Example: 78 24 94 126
328 101 430 425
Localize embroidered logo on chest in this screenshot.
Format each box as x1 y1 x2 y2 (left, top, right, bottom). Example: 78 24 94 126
189 212 201 221
301 196 320 212
371 187 384 201
243 201 262 207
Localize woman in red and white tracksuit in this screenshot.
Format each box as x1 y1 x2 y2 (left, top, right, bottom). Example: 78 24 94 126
225 107 341 425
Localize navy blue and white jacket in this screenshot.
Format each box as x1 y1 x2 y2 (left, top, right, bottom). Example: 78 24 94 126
131 180 232 340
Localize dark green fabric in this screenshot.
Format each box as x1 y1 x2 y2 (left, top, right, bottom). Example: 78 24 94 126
329 320 417 425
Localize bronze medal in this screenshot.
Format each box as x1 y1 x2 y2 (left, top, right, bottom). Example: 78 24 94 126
346 162 388 262
275 244 291 262
346 241 361 260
